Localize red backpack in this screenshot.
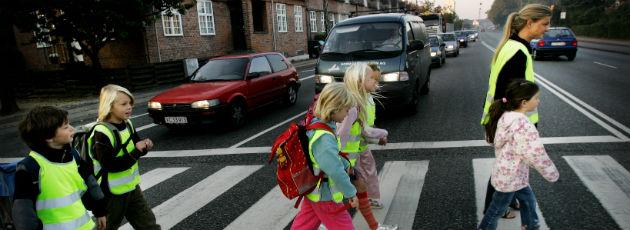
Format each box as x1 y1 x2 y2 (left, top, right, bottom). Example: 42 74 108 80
269 119 332 208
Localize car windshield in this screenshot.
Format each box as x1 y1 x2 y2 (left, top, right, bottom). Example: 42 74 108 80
322 22 403 56
428 37 439 46
440 33 456 41
191 58 248 82
455 31 464 37
544 29 573 38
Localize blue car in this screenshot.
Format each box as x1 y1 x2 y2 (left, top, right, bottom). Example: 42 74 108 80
454 31 468 48
530 27 578 61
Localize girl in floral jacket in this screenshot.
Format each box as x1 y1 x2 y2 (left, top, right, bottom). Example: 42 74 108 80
478 80 559 230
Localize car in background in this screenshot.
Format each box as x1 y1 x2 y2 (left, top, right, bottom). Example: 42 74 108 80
455 31 468 48
530 27 578 61
465 30 478 42
429 35 446 67
438 32 459 57
147 52 300 128
308 40 325 58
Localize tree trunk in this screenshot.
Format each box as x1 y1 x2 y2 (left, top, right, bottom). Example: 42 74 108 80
0 13 21 115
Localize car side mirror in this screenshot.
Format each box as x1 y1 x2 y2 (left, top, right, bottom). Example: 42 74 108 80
247 72 261 79
409 40 424 51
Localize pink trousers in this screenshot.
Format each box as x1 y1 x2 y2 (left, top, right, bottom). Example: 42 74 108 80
355 149 380 199
290 199 354 230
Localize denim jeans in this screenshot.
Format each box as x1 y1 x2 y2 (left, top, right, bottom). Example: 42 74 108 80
478 186 540 230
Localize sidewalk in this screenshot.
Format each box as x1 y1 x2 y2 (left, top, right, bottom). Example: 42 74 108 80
0 58 318 135
577 36 630 55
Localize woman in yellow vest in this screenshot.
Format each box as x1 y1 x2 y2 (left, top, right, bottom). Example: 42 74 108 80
291 83 358 230
338 63 396 230
13 106 106 230
480 3 551 221
91 85 159 229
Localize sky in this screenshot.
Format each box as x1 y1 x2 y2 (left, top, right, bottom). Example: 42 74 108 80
433 0 494 20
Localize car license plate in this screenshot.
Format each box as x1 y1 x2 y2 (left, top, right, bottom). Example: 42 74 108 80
551 42 565 46
164 116 187 124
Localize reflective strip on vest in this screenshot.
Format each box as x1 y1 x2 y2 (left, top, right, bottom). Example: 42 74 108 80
341 101 377 156
481 39 538 125
89 120 142 195
28 151 95 230
306 129 345 203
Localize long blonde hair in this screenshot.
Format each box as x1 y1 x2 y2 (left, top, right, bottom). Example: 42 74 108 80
343 63 372 125
314 83 356 122
492 4 551 64
97 84 134 122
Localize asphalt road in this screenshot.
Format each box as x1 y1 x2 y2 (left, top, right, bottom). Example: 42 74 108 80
2 32 629 230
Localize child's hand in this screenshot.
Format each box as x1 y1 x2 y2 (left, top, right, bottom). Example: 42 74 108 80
378 137 388 145
349 196 359 208
96 216 106 230
144 138 154 150
135 139 153 152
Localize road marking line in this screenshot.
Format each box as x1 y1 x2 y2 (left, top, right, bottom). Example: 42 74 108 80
225 186 298 230
119 165 263 230
594 61 618 69
535 76 630 140
473 158 549 229
481 41 630 141
131 113 148 119
1 136 624 162
564 155 630 230
137 123 157 132
140 167 190 191
229 111 307 149
353 161 429 229
299 75 314 81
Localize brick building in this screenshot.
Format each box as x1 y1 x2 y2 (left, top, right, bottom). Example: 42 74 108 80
15 0 408 71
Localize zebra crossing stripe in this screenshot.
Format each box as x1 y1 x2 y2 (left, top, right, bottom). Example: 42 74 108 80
224 186 299 230
119 165 263 230
353 161 429 230
473 158 549 229
140 167 190 191
564 155 630 230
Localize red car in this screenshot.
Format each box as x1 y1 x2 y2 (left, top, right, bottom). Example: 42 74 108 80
147 52 300 128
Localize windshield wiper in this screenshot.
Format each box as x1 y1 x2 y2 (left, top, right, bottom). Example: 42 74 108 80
347 49 389 55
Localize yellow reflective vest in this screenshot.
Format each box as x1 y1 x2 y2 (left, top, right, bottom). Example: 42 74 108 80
306 129 345 203
29 151 95 230
341 96 377 166
89 120 141 195
481 39 539 125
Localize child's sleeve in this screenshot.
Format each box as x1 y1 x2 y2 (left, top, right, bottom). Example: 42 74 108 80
12 161 41 230
337 107 358 150
92 130 143 172
362 126 388 139
312 134 357 198
515 118 559 182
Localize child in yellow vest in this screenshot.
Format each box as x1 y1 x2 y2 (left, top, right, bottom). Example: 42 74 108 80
291 83 359 230
91 84 159 229
13 106 106 230
338 63 395 230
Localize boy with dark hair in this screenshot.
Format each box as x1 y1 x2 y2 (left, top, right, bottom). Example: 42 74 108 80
13 106 107 230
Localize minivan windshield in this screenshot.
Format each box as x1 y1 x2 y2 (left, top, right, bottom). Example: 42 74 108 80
191 58 248 82
321 22 403 58
440 33 456 41
544 29 574 38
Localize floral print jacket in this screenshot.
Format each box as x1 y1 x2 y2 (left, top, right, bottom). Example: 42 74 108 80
491 111 560 192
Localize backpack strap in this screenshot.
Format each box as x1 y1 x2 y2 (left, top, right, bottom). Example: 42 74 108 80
305 122 334 133
18 156 40 197
91 121 135 179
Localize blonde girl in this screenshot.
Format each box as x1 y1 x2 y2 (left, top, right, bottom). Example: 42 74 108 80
291 83 359 230
90 84 159 230
339 63 395 230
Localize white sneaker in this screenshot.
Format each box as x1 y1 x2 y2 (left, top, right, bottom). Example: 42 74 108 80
318 223 327 230
369 198 384 209
376 223 398 230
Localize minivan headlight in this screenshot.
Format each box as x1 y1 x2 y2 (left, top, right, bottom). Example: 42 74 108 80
382 72 409 82
315 74 334 84
148 101 162 110
431 52 437 57
191 99 220 109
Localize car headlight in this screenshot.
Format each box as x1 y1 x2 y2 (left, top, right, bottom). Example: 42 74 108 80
381 72 409 82
191 99 220 109
460 39 464 42
148 101 162 110
436 50 441 55
315 74 334 84
431 52 436 57
448 45 454 49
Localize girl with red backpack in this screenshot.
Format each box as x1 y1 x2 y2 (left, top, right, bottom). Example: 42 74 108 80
291 83 359 230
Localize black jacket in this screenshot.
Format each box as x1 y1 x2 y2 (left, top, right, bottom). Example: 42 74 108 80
494 34 532 100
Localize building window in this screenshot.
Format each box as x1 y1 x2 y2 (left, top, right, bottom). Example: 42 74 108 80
162 9 183 36
276 3 287 32
320 12 325 32
294 6 303 32
309 11 317 32
252 0 267 32
329 13 335 27
197 0 215 35
34 11 51 48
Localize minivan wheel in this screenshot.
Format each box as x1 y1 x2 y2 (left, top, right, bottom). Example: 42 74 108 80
420 72 430 95
407 81 420 114
228 101 246 128
284 85 298 106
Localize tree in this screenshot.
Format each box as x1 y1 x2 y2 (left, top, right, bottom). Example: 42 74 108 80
14 0 194 70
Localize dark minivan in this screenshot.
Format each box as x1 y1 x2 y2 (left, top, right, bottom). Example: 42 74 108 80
314 13 432 112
